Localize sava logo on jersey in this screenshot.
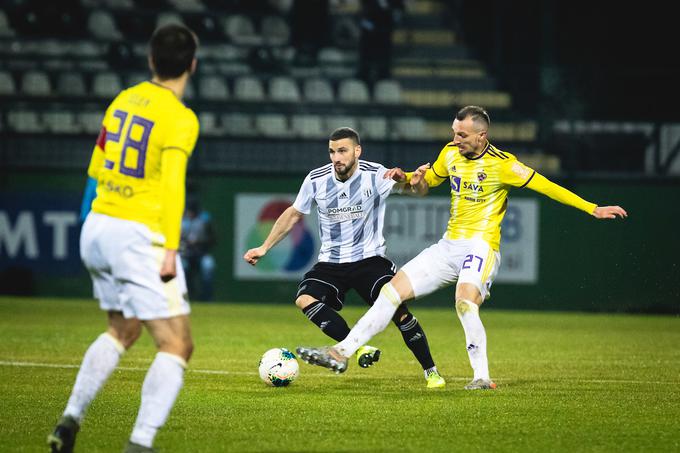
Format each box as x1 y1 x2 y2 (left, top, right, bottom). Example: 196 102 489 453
327 205 363 222
450 176 484 193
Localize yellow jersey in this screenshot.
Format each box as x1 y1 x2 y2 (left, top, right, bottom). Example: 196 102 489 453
412 141 597 251
87 81 199 249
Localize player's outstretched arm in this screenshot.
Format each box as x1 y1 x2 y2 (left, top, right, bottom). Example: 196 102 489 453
384 167 407 182
409 163 431 195
386 164 431 196
593 206 628 219
243 206 304 266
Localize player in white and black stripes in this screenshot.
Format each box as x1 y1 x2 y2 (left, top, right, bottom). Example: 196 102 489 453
244 127 445 388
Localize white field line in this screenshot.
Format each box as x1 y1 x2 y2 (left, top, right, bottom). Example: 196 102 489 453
1 360 679 385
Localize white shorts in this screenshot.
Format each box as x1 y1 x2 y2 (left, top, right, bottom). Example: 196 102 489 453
400 238 501 300
80 213 190 320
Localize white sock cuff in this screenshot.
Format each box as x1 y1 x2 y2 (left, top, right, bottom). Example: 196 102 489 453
101 333 125 354
380 283 402 308
157 352 187 369
455 298 479 315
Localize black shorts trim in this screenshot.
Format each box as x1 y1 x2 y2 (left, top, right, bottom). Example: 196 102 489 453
297 277 342 307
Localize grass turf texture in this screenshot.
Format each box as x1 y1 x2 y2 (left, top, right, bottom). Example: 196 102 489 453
1 297 679 452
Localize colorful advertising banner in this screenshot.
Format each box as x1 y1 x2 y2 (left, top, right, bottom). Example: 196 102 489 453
234 194 320 280
234 193 538 283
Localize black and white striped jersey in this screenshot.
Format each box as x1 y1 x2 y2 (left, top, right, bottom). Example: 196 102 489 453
293 160 399 263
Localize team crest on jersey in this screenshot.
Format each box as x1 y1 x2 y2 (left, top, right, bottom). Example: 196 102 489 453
477 171 487 182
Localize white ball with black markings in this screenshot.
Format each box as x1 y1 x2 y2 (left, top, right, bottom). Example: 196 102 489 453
258 348 299 387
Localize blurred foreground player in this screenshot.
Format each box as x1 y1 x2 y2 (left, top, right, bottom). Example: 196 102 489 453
48 24 199 453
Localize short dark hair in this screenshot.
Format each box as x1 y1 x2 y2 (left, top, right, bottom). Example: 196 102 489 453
329 127 361 145
150 24 198 80
456 105 490 130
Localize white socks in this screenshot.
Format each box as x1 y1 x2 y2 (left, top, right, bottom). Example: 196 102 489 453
64 333 125 422
336 283 401 357
130 352 186 448
455 299 490 380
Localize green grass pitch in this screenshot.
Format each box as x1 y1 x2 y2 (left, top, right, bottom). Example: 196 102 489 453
1 297 679 452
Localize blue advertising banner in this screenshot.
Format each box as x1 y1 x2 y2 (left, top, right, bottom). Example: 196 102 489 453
0 192 82 275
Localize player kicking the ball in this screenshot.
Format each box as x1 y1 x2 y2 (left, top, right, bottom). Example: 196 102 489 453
297 106 627 389
244 127 446 388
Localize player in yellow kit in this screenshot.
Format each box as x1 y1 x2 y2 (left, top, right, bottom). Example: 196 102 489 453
48 24 199 453
297 106 627 388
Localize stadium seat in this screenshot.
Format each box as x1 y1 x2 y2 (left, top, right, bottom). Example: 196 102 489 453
199 75 230 101
325 115 358 132
219 61 251 77
392 117 428 140
318 47 347 65
202 43 240 61
303 78 334 103
373 79 403 105
56 72 87 97
291 114 325 139
77 112 104 134
255 114 294 138
0 71 16 95
233 76 265 102
269 76 300 103
261 15 290 46
8 111 45 133
40 40 70 58
43 111 82 134
221 113 257 136
156 12 185 29
167 0 205 12
92 72 122 99
269 0 294 14
360 117 389 141
337 79 370 104
103 0 134 8
70 41 102 58
0 10 16 37
21 71 51 96
222 15 262 46
88 10 122 40
198 112 222 136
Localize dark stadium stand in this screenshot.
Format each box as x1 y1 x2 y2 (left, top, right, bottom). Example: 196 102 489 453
1 0 670 175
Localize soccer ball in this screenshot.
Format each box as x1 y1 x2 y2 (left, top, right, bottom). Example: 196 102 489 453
258 348 299 387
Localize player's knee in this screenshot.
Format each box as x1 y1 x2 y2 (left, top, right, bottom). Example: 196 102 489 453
160 335 193 361
455 299 479 317
295 295 315 310
108 324 141 350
